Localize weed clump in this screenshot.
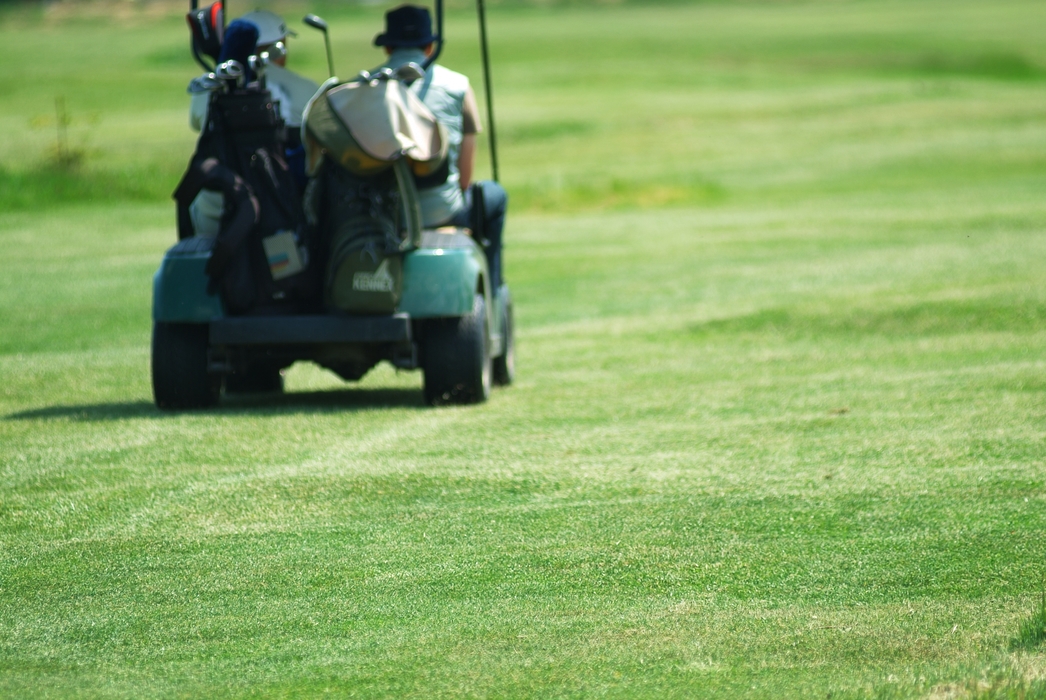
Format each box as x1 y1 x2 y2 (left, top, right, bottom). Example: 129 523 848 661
48 96 88 171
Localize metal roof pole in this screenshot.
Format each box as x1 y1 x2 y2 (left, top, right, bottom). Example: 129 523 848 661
476 0 499 182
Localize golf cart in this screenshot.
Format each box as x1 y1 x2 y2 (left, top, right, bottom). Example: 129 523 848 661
152 0 514 409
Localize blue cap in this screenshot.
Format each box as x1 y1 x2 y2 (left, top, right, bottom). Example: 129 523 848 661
218 19 259 66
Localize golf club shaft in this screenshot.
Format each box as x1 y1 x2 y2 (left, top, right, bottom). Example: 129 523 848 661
477 0 499 182
323 31 334 78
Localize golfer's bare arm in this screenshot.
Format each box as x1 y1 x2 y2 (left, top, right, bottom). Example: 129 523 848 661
459 87 482 192
459 135 476 191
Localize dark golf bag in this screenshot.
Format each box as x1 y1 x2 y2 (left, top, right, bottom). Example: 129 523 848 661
174 87 320 315
305 158 424 314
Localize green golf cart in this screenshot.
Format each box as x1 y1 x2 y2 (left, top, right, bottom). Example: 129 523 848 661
152 0 513 409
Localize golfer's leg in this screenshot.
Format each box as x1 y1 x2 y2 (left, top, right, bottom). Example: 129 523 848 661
477 181 507 289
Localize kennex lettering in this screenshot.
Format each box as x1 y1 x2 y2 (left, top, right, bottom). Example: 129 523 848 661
352 259 394 293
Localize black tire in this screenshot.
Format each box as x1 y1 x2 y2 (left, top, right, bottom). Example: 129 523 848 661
225 365 284 394
423 293 492 406
493 296 514 386
152 322 221 410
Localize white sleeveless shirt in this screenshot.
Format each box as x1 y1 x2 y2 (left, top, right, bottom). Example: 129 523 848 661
382 49 479 227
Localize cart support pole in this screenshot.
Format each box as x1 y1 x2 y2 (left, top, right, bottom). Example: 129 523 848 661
477 0 499 183
424 0 445 69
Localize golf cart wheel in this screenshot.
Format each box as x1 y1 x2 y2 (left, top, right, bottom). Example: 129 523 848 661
152 322 221 410
423 293 492 406
493 296 515 386
225 365 284 394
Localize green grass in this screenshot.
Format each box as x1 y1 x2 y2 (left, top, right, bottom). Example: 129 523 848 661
2 0 1046 697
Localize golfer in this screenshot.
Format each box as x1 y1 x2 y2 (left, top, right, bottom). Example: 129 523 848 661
187 10 318 237
189 10 318 133
375 4 507 290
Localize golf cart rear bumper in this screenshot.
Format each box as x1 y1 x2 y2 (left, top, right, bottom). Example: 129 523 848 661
206 313 419 377
209 313 411 345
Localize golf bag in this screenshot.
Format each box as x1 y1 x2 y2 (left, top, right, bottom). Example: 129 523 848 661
302 68 446 314
305 158 426 314
174 85 320 315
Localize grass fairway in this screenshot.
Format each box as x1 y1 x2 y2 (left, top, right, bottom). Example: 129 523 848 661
2 0 1046 696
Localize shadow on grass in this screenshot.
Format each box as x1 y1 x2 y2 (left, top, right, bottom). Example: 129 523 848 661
5 388 426 422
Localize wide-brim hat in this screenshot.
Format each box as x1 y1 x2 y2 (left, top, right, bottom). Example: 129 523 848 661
374 5 437 48
240 10 296 46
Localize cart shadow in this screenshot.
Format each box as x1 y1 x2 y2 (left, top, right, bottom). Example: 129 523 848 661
5 388 426 422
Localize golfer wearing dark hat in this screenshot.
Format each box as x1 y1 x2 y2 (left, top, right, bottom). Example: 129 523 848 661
375 4 507 290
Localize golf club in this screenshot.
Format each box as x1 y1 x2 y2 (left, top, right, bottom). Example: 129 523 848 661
303 13 335 78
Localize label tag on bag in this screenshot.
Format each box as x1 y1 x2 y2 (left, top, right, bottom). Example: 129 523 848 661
262 231 304 280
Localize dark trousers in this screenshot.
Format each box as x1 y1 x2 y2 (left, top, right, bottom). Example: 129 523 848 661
449 180 507 290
